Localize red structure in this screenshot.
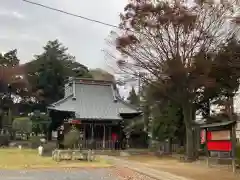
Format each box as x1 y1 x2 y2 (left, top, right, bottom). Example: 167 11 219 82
200 120 237 173
206 130 232 151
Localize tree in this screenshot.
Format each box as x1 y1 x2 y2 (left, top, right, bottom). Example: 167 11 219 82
12 117 32 135
26 40 92 104
198 37 240 120
90 68 115 81
110 1 240 159
0 49 19 67
30 110 51 135
144 81 185 144
0 50 28 130
0 50 26 96
127 87 139 106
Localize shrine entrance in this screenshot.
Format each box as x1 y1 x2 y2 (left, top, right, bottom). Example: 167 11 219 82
62 119 124 150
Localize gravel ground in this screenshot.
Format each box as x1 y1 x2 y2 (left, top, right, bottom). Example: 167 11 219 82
111 167 156 180
0 167 155 180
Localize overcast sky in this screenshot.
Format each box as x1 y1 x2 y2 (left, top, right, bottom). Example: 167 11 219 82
0 0 127 70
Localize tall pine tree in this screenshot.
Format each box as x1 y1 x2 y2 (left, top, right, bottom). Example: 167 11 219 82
127 87 139 106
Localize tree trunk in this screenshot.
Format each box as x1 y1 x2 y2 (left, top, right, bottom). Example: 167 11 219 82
182 103 195 161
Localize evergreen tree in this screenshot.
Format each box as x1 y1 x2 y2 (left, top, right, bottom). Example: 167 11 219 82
26 40 92 104
127 87 139 106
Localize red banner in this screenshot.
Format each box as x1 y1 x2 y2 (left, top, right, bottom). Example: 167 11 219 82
207 141 232 151
70 119 81 124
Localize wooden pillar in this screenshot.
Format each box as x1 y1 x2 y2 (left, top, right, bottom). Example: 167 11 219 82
91 123 94 140
126 134 130 149
119 123 122 149
231 124 237 173
109 126 112 149
205 128 210 167
103 125 106 149
83 124 86 140
82 124 86 149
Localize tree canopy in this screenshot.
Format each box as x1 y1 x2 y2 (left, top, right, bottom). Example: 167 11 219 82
110 0 240 159
127 87 139 106
0 49 19 67
26 39 92 104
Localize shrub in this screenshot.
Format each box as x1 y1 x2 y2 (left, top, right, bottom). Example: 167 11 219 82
0 135 10 146
63 126 80 149
30 136 41 149
12 117 32 134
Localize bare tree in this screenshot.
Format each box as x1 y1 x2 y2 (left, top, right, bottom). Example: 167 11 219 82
107 0 240 159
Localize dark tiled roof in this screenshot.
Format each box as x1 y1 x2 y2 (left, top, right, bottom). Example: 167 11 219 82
48 79 140 120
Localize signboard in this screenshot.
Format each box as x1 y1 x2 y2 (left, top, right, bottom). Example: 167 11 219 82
211 130 230 141
66 119 81 124
207 141 232 151
206 130 232 152
70 119 81 124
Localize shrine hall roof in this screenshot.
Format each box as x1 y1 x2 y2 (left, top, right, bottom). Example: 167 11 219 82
48 78 141 120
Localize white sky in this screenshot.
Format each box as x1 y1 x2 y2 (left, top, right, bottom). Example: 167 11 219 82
0 0 127 71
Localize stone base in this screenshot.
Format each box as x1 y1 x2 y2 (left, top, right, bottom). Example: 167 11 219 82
52 149 96 162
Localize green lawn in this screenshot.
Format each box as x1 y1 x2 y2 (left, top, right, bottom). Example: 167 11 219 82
0 148 111 169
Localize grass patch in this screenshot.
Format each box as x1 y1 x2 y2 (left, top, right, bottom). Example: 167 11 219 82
0 148 111 170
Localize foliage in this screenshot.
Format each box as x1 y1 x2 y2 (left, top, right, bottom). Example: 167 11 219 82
0 135 10 146
1 114 12 128
26 39 92 104
30 110 51 135
127 87 139 106
151 101 182 141
0 49 19 67
90 68 115 81
29 136 42 148
0 50 28 99
237 144 240 164
12 117 32 134
63 126 80 148
0 50 28 117
109 0 240 159
142 82 185 143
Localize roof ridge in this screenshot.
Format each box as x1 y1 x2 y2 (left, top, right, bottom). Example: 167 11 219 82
50 94 73 107
116 96 141 112
71 77 114 84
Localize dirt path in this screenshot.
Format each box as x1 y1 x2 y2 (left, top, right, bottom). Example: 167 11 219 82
121 155 240 180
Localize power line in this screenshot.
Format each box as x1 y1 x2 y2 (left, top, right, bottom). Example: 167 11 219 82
21 0 119 29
